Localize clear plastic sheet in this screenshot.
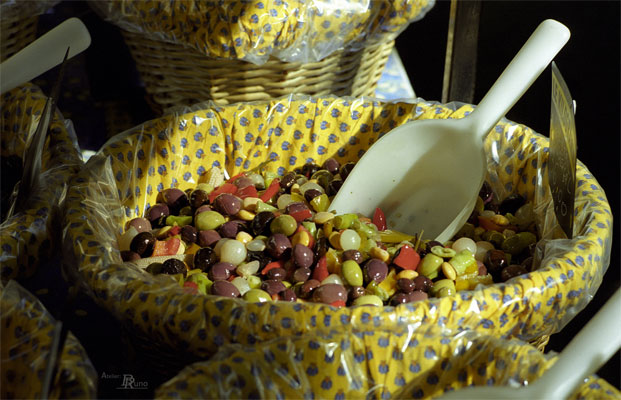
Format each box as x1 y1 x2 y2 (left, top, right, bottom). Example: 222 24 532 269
89 0 435 64
0 0 59 22
0 83 84 283
0 279 98 399
62 95 612 375
155 324 620 399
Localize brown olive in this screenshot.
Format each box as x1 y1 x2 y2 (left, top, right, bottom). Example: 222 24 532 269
180 225 197 243
261 280 287 296
250 211 275 236
130 232 156 257
194 247 218 271
364 259 388 283
190 189 209 209
292 244 314 268
279 288 297 302
162 258 187 276
500 264 528 282
211 280 240 298
322 158 340 175
397 278 415 293
213 193 242 216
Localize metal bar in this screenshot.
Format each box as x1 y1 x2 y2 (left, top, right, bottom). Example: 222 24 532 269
442 0 481 103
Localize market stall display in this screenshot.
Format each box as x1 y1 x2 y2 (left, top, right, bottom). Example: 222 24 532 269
62 95 612 381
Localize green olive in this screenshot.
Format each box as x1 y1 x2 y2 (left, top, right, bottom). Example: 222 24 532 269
353 295 383 307
195 210 225 231
418 254 444 280
342 260 363 287
146 262 164 274
365 281 389 301
431 279 456 297
333 213 358 230
448 249 476 276
431 246 457 258
270 214 297 236
166 215 193 226
310 194 329 212
481 230 505 247
243 288 272 302
501 231 537 255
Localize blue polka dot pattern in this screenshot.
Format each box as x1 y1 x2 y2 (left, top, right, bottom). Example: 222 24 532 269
155 326 619 399
63 97 613 400
1 83 83 283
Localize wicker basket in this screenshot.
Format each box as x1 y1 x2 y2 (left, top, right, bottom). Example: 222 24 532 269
122 30 394 114
0 16 38 62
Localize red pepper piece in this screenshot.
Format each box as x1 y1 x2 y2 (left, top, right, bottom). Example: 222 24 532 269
208 182 238 204
392 244 420 270
329 300 346 308
152 237 181 256
168 225 182 236
289 208 312 222
477 216 504 232
372 207 387 231
260 178 280 203
227 172 246 184
236 185 258 199
311 256 329 282
262 259 285 275
183 281 198 294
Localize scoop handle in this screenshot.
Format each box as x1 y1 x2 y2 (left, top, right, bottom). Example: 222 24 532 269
533 288 621 399
468 19 570 140
0 18 91 94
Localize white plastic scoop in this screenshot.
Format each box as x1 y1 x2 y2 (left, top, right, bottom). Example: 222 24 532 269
0 17 91 94
329 20 570 243
436 288 621 399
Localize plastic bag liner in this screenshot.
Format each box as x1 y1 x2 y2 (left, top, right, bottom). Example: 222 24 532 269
1 279 98 399
1 83 84 284
62 95 612 375
89 0 435 65
155 324 620 399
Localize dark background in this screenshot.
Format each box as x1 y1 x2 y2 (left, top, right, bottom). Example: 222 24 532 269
396 0 620 389
23 0 620 397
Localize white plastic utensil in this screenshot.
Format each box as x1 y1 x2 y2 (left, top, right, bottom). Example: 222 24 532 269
0 17 90 94
436 288 621 399
329 20 570 243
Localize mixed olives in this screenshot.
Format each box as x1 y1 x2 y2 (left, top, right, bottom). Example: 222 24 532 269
118 159 538 307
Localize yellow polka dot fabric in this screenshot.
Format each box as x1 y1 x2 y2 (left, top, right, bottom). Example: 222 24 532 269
0 280 97 399
0 83 83 284
155 325 620 399
63 95 612 378
90 0 434 63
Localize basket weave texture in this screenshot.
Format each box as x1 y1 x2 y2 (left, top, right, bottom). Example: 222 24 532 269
91 0 433 113
123 30 394 112
0 16 38 62
0 0 58 62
